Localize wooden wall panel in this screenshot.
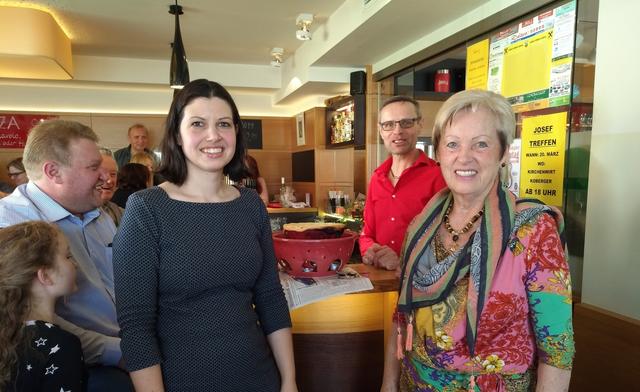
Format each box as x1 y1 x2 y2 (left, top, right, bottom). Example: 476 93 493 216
250 116 295 151
248 149 291 202
244 116 294 202
291 182 315 207
311 107 326 147
417 100 444 138
353 149 367 196
570 303 640 391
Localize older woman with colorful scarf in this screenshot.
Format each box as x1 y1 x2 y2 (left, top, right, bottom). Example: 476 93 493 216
380 90 574 392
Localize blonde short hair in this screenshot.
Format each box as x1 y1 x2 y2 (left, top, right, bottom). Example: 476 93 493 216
23 120 98 180
432 89 515 157
130 151 155 168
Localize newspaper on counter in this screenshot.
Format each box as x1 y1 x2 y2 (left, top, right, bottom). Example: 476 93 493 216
280 269 374 310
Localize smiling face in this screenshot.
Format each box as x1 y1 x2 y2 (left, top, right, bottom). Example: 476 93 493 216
57 138 108 213
129 126 149 154
178 97 237 177
99 155 118 203
378 101 421 157
437 107 507 205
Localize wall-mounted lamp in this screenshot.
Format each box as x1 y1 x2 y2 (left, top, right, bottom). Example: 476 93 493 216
270 47 284 67
169 1 189 89
296 13 313 41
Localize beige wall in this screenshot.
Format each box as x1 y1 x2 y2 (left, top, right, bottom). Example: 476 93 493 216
0 112 297 202
0 112 165 184
581 1 640 320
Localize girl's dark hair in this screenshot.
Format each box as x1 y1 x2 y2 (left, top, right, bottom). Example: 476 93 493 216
0 221 61 390
117 163 149 191
158 79 247 185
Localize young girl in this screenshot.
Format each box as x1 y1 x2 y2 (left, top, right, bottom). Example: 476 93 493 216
0 221 84 392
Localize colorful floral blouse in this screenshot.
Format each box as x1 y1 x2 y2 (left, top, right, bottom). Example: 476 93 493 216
400 212 575 392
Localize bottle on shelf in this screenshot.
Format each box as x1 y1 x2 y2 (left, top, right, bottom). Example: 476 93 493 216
279 177 288 207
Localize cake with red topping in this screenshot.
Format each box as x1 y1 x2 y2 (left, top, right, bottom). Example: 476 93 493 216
282 222 346 239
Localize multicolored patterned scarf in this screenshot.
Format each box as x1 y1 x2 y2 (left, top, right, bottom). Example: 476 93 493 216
396 179 564 356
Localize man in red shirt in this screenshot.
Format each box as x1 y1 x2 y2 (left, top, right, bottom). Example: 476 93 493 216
360 96 446 270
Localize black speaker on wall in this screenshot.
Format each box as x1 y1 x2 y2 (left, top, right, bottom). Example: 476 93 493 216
350 71 366 95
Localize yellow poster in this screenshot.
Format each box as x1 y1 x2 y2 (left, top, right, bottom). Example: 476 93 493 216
520 111 567 206
466 39 489 90
501 30 553 101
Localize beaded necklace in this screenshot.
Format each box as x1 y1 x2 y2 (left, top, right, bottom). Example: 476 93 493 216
443 201 484 252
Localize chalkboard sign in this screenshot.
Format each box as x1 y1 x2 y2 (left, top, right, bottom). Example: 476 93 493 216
241 119 262 149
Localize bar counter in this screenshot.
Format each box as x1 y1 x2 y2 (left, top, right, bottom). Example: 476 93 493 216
290 263 399 392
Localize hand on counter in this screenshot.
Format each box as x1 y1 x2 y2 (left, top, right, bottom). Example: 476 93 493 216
362 243 399 271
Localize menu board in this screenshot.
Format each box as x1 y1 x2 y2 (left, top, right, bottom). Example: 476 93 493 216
487 1 576 113
520 111 567 206
241 119 262 149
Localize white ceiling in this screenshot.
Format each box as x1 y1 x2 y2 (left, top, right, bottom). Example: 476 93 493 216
0 0 500 115
34 0 346 64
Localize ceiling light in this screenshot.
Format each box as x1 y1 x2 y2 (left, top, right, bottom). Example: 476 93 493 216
0 6 73 79
296 13 313 41
270 47 284 67
169 1 189 89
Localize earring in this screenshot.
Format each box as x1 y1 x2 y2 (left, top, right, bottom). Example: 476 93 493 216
436 161 441 166
500 162 506 168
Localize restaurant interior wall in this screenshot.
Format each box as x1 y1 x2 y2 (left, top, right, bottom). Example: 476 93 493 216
0 111 298 204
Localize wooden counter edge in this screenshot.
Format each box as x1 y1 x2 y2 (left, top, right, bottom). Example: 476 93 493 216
350 263 399 293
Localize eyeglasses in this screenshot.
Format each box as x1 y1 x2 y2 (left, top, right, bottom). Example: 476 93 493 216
379 117 420 132
8 171 25 178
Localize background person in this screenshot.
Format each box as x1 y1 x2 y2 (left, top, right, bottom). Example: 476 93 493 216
381 90 574 391
110 163 149 209
242 154 269 204
7 157 29 188
0 221 85 392
113 123 152 169
113 79 297 392
360 96 446 270
130 151 161 187
0 120 133 392
98 148 124 227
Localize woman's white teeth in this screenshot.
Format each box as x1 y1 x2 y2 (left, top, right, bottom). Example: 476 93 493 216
202 147 222 154
456 170 476 177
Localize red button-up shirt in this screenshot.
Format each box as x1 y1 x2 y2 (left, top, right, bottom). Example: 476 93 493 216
359 150 446 257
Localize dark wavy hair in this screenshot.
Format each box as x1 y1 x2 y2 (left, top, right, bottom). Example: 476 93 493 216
0 221 61 390
158 79 246 185
117 163 149 191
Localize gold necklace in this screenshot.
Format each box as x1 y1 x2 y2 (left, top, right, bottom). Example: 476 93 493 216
443 202 484 251
389 168 401 179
